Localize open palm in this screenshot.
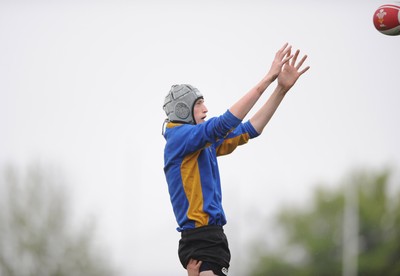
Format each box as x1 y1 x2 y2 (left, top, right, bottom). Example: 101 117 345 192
278 49 310 91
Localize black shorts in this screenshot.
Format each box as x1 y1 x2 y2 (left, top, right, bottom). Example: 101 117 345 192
178 225 230 274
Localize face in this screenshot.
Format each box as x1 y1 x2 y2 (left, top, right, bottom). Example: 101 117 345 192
193 98 208 124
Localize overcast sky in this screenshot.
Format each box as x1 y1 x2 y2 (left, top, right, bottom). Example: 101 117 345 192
1 0 400 275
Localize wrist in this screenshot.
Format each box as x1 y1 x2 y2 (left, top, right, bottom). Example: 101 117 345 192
262 73 275 84
275 84 289 95
256 76 273 94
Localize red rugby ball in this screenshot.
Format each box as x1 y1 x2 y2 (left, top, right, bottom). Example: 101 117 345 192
373 4 400 36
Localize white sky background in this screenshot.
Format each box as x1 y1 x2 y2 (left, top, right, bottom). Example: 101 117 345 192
1 0 400 275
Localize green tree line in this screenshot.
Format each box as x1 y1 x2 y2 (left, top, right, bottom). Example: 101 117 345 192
250 168 400 276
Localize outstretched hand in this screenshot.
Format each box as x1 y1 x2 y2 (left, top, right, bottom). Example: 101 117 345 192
267 43 294 82
277 48 310 92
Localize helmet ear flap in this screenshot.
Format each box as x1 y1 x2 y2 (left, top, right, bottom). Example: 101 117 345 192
174 102 190 119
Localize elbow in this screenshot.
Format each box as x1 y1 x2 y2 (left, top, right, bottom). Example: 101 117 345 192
249 119 263 136
254 127 263 136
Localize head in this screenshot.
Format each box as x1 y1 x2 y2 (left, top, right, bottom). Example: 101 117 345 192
163 84 207 125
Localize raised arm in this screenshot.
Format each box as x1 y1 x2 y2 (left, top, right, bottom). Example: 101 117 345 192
250 48 310 134
228 43 293 120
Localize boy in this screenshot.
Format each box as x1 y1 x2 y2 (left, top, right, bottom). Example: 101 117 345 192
162 43 310 276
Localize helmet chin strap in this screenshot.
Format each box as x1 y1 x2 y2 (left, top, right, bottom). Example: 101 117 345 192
161 118 169 136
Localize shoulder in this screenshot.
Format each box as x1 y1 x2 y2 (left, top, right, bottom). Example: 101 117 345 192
164 122 194 141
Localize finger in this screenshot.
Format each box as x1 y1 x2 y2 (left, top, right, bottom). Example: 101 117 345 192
189 258 201 264
282 47 292 63
291 49 300 66
281 45 292 59
278 42 289 53
286 47 291 57
282 54 293 65
276 43 291 59
296 54 308 70
189 258 197 264
298 66 310 76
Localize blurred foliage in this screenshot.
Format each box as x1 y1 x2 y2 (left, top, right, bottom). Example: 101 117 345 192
0 164 115 276
250 168 400 276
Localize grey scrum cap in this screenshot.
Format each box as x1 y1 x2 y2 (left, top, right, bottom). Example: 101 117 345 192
163 84 203 124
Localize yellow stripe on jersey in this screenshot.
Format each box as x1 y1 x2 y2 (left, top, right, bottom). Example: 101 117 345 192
181 150 209 227
216 133 250 156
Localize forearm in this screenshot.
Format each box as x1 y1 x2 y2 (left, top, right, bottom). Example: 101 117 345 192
249 85 287 134
229 75 274 120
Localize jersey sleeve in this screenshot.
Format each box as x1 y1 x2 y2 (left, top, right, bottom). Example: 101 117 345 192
215 120 260 156
165 110 243 156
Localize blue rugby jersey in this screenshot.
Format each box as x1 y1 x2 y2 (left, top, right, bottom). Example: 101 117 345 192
163 110 259 232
